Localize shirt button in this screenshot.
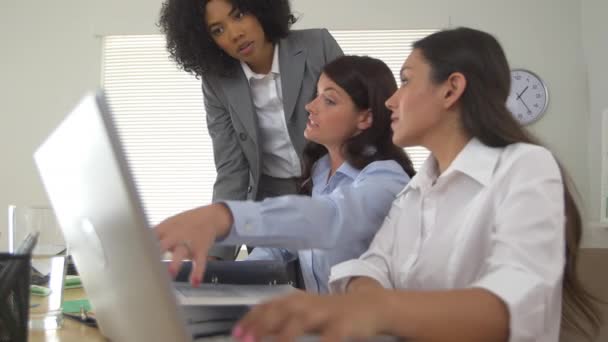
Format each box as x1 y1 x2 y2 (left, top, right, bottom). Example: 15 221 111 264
239 132 247 141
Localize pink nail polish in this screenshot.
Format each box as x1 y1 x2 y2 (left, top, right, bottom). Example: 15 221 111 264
242 333 255 342
232 325 243 338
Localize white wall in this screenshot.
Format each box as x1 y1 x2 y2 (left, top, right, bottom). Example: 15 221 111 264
0 0 165 250
583 0 608 224
581 0 608 247
0 0 599 249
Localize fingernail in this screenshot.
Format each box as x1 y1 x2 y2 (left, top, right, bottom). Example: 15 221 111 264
192 277 200 287
231 325 243 338
242 333 255 342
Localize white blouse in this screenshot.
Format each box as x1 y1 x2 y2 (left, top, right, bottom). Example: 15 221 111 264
240 45 301 178
329 138 566 342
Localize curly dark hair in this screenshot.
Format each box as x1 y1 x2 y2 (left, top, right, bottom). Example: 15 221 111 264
159 0 297 77
299 55 416 195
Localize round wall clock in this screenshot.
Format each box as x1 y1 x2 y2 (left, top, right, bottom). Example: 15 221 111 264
506 68 549 125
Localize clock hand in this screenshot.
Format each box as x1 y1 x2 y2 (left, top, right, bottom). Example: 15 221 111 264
516 86 529 100
518 97 532 113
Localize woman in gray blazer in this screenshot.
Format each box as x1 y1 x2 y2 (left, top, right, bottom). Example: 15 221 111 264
159 0 343 259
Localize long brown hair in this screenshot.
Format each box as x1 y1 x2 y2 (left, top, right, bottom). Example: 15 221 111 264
300 55 416 194
413 27 602 339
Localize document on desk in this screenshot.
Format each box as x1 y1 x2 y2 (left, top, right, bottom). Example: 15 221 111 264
174 282 296 306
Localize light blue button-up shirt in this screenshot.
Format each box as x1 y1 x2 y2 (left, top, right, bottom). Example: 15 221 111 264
222 155 409 293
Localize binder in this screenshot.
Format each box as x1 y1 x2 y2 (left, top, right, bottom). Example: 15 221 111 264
167 256 304 289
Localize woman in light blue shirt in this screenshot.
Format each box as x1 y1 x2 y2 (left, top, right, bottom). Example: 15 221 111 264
236 154 405 293
155 55 416 293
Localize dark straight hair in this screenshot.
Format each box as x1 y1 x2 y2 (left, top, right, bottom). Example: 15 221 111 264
413 27 602 340
300 55 416 194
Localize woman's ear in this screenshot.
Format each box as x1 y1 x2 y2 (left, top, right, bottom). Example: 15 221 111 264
443 72 467 110
357 109 373 131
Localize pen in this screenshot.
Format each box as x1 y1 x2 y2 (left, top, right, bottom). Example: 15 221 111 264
63 305 98 327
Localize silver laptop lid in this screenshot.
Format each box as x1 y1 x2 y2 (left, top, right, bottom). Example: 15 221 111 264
34 91 191 342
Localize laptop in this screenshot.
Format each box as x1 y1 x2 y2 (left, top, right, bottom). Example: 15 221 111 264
34 91 399 342
33 91 293 341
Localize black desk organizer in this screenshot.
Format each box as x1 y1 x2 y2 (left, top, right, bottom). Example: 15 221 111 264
167 256 305 289
0 253 31 342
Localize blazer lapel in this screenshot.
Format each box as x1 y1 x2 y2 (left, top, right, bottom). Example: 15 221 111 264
221 70 258 144
280 36 307 122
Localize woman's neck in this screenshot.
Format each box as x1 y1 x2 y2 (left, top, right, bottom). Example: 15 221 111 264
247 42 274 74
423 116 471 174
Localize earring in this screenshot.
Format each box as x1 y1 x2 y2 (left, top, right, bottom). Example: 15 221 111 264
363 145 377 156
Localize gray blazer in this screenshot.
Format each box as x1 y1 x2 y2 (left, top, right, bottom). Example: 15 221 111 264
202 29 343 259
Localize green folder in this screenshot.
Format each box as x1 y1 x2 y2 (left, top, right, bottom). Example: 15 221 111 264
62 299 92 314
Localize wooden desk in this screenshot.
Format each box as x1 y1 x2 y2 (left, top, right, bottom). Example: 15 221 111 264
28 288 106 342
27 288 234 342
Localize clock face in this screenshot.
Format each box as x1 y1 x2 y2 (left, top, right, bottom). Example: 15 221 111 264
506 69 549 125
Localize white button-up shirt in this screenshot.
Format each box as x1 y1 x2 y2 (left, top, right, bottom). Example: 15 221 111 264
241 45 302 178
329 139 565 342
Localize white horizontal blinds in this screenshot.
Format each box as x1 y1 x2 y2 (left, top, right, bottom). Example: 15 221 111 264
330 29 435 169
102 35 215 224
101 30 435 224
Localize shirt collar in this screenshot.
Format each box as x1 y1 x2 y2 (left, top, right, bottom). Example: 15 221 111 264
399 156 438 195
445 138 501 187
335 160 360 180
398 138 501 196
312 154 360 186
312 155 331 186
240 44 280 82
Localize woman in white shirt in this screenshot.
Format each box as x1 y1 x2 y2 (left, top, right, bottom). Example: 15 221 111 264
231 27 601 342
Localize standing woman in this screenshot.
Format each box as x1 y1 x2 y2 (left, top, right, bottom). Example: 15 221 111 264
159 0 343 260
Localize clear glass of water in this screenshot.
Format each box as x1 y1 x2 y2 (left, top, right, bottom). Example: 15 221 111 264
8 205 67 330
